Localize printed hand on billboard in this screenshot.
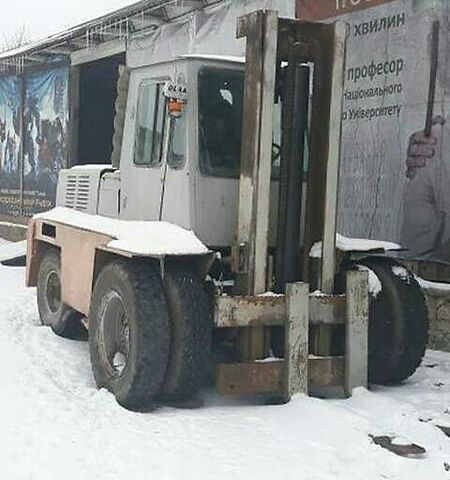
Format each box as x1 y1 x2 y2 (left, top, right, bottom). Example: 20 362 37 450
406 115 445 179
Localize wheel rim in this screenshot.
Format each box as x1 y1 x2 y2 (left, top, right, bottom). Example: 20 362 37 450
45 270 62 314
98 290 130 378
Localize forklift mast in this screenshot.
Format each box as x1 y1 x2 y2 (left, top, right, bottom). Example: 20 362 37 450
233 10 347 296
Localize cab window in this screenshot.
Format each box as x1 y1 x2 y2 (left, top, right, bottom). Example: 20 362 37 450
134 82 166 166
198 67 282 179
198 68 243 177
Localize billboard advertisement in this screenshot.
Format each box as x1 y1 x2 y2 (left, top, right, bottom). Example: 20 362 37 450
0 76 22 216
23 67 69 215
297 0 450 262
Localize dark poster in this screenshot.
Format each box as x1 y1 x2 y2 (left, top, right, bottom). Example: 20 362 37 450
296 0 398 20
23 67 68 215
0 76 22 216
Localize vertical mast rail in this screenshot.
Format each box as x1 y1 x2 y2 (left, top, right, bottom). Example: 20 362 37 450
235 10 278 295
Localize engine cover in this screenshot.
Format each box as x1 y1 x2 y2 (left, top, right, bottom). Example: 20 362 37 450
56 165 116 215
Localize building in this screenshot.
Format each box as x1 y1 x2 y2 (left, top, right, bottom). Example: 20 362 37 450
0 0 293 219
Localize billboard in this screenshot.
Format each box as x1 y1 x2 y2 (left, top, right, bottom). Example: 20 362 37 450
298 0 450 262
297 0 398 20
23 67 69 215
0 76 22 216
0 65 68 217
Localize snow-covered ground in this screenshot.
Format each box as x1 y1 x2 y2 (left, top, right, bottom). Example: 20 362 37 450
0 260 449 479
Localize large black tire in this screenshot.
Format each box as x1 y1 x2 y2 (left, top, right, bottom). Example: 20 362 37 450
342 257 429 385
89 260 170 410
37 249 85 339
161 265 213 400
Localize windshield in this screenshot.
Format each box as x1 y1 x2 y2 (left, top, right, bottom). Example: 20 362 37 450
198 68 243 177
198 67 283 178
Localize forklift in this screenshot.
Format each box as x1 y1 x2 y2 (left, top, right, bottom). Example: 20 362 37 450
26 10 428 410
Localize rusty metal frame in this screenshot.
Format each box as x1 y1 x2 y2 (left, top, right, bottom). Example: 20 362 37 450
215 271 368 399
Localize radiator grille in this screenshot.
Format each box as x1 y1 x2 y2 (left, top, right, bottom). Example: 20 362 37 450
64 174 91 211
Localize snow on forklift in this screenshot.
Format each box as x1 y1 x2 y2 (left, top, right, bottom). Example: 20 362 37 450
26 10 428 410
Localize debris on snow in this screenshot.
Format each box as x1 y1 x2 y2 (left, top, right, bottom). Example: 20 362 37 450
370 434 426 458
437 425 450 437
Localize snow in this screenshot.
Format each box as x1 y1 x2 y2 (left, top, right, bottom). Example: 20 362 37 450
392 265 413 284
418 277 450 292
181 54 245 63
357 265 382 298
0 221 27 230
0 243 449 479
69 164 115 172
311 290 328 297
35 207 209 257
310 234 401 258
0 239 26 262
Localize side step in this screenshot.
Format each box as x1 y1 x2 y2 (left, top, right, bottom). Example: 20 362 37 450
214 271 369 401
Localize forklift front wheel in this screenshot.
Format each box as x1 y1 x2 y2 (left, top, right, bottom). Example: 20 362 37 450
161 264 213 400
88 260 170 410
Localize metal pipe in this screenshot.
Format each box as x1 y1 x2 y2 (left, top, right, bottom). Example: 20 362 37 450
274 63 310 293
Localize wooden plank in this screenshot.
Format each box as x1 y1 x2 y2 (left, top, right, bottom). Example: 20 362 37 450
215 295 286 328
309 294 346 325
253 10 278 294
310 324 334 356
215 292 347 328
216 361 284 396
284 282 309 399
216 356 347 398
345 270 369 395
234 10 278 295
299 21 347 291
321 21 347 294
234 10 278 361
309 356 345 388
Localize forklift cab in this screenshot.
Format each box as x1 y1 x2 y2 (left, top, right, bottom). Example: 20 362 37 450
118 55 285 249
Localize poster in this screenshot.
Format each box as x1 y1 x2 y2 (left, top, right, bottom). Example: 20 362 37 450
0 76 22 216
23 66 68 215
297 0 398 20
297 0 450 262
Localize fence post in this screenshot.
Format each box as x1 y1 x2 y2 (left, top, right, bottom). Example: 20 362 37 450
345 270 369 396
284 282 309 400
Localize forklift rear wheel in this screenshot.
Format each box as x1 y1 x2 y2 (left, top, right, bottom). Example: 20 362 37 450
37 249 86 339
341 257 429 385
88 260 170 410
161 265 212 400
